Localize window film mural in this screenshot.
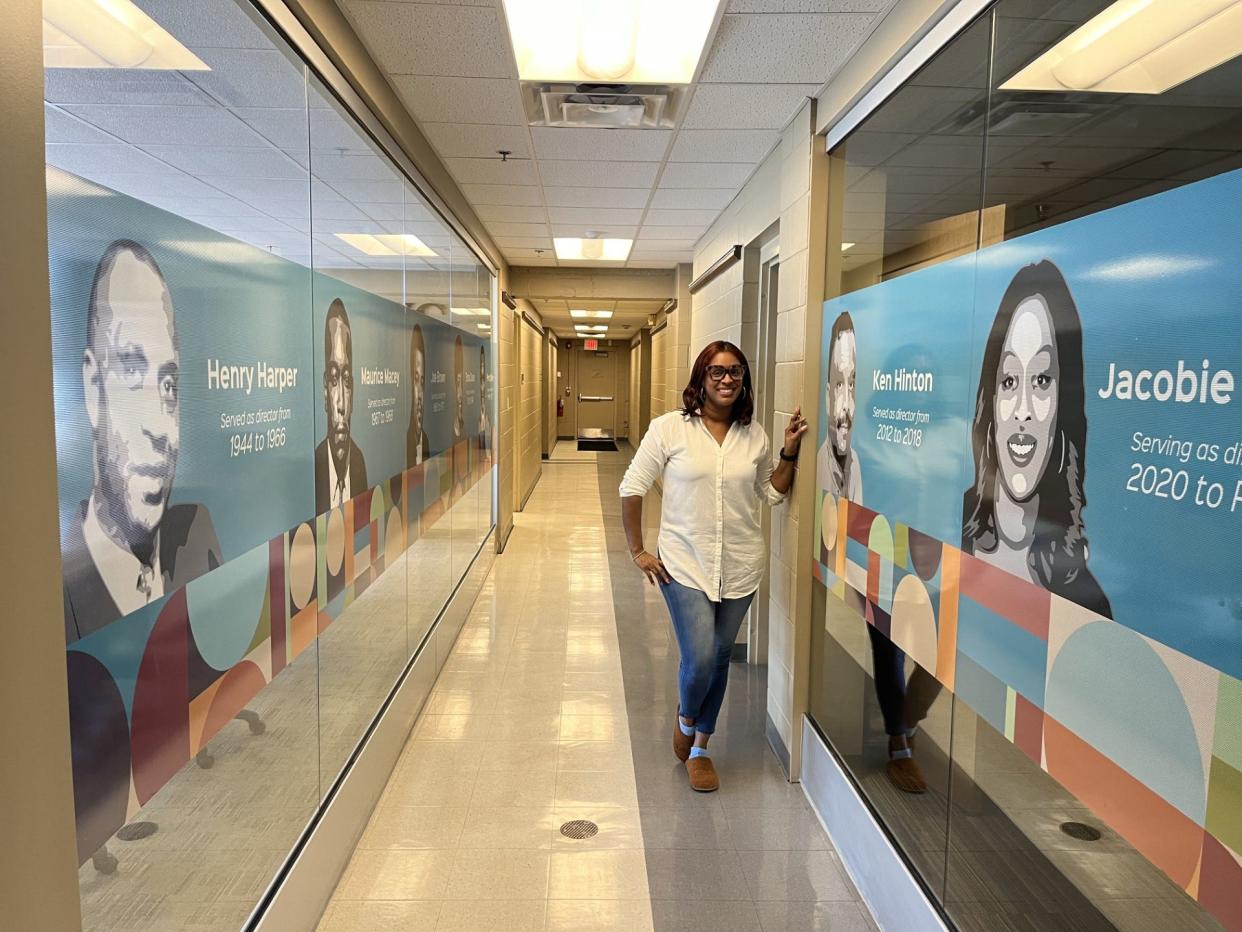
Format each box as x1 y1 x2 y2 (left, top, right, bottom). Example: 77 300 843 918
812 2 1242 928
42 2 495 926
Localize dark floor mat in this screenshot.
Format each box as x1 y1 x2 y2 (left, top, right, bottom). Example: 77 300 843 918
578 439 618 452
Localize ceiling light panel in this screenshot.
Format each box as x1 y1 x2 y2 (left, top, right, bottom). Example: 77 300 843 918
575 324 609 332
502 0 721 84
43 0 209 70
554 237 632 261
570 309 613 319
1001 0 1242 94
335 233 437 256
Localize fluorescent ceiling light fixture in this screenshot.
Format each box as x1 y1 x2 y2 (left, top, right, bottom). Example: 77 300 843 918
554 238 632 261
501 0 720 84
575 324 609 333
43 0 209 70
335 233 437 257
1000 0 1242 94
570 309 613 319
477 323 492 331
451 307 491 317
841 243 855 251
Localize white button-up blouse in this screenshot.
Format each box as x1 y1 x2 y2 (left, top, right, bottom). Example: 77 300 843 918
619 410 786 601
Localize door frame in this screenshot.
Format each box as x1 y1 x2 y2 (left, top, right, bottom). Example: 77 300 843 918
749 234 781 665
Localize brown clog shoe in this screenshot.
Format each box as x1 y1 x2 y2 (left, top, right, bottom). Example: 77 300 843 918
686 756 719 792
885 752 927 794
673 714 694 762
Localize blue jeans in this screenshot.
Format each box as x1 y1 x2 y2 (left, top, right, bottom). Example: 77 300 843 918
659 578 755 735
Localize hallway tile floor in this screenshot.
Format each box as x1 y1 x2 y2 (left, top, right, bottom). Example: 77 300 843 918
318 456 874 931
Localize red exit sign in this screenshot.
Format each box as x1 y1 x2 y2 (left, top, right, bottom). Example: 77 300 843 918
583 338 599 351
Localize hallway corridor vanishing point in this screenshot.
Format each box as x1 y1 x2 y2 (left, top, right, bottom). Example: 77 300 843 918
318 452 873 931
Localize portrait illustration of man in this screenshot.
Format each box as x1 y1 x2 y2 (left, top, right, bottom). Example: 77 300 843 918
315 298 368 514
452 334 466 441
962 260 1111 617
62 240 221 643
816 311 863 501
406 323 430 467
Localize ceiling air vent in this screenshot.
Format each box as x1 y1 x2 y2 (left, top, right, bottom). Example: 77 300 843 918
524 83 681 129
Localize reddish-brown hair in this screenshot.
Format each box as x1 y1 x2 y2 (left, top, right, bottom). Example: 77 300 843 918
681 340 754 425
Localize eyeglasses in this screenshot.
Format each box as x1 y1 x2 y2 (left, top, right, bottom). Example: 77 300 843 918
706 364 746 382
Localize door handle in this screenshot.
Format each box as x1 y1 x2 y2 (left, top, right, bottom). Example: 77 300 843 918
578 395 614 402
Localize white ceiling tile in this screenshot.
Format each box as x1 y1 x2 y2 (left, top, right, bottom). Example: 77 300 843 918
541 187 650 209
539 160 660 188
683 83 819 130
701 13 876 83
88 172 227 202
475 204 548 223
390 76 524 125
62 104 269 149
546 207 644 225
141 145 308 180
134 0 277 48
303 150 399 182
726 0 887 10
549 224 637 239
323 178 407 203
197 175 313 202
359 202 408 222
231 108 312 149
670 130 778 163
487 221 551 237
45 69 215 107
446 157 538 185
657 161 756 188
342 1 514 77
187 48 308 109
643 208 721 226
634 237 699 250
46 143 181 179
650 188 736 210
421 123 533 160
44 107 116 144
503 248 556 259
494 236 555 249
508 256 559 266
460 183 543 206
530 128 672 162
637 225 708 239
626 259 683 268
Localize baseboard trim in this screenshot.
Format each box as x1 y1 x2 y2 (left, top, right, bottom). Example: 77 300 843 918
765 712 791 777
799 714 948 932
248 534 495 932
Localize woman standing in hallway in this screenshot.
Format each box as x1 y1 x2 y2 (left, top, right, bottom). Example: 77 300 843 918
619 341 807 792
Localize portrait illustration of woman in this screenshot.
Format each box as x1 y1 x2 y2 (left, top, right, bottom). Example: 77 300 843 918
962 260 1111 618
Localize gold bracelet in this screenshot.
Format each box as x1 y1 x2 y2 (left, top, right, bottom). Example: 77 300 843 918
631 549 646 563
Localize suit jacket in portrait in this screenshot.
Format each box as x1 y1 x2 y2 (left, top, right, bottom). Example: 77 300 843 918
63 500 222 644
315 437 369 515
406 425 431 467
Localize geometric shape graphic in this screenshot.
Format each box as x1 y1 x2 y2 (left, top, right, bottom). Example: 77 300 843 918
821 491 838 554
1046 621 1207 824
890 573 938 672
289 521 316 611
936 544 959 690
1206 755 1242 856
385 505 403 571
290 604 317 660
868 515 894 563
908 527 942 581
1213 672 1242 773
200 660 268 750
1044 715 1205 888
1198 833 1242 932
67 650 131 866
1013 692 1043 763
326 506 346 576
130 589 191 806
959 551 1051 641
270 535 288 678
957 596 1048 709
185 541 269 672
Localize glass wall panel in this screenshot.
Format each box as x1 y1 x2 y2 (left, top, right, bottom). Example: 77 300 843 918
307 74 412 792
403 182 455 655
45 4 322 927
42 0 497 926
812 12 994 902
811 3 1242 931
